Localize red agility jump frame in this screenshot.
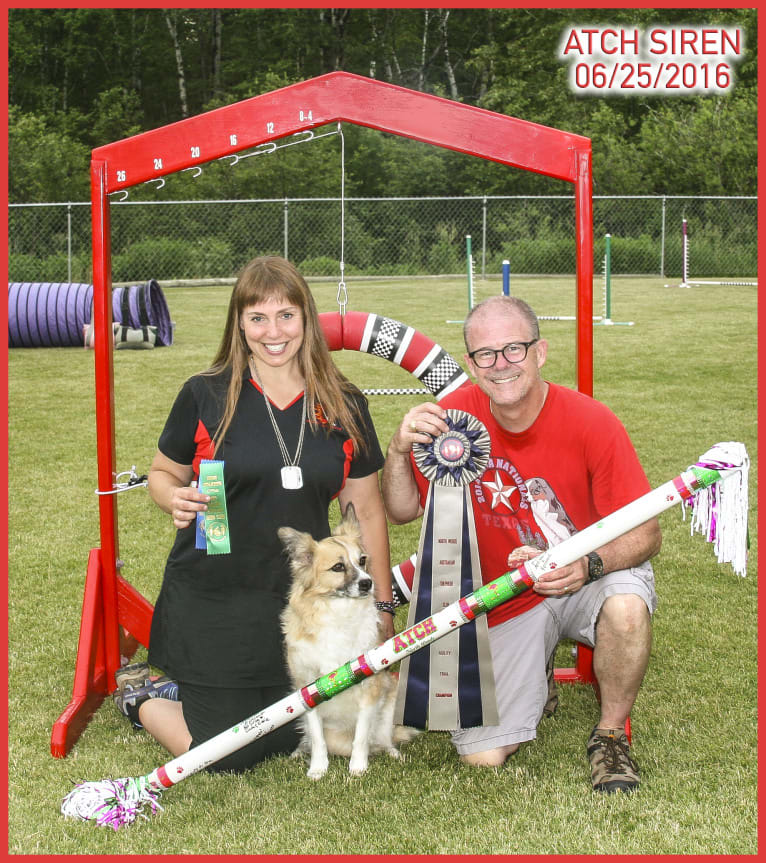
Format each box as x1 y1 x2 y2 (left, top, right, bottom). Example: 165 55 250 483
51 72 595 757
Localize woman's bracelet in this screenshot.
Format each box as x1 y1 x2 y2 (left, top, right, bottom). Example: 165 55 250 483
375 600 396 616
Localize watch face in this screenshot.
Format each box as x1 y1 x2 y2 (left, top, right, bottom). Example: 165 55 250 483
589 553 604 578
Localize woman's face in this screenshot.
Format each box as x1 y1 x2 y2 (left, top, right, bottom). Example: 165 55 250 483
240 296 304 373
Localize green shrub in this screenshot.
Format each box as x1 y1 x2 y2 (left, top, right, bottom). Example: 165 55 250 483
610 235 660 274
190 238 235 279
492 235 576 273
297 255 342 276
8 252 91 283
112 237 192 282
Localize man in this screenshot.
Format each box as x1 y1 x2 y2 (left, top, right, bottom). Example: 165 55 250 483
382 295 661 792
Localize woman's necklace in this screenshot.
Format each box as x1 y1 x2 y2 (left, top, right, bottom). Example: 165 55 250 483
250 358 306 490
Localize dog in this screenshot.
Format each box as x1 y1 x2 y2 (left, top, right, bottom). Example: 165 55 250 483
278 504 417 779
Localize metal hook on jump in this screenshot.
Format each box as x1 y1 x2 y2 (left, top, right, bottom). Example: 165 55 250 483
147 177 166 191
182 165 203 179
222 141 277 166
336 275 348 317
95 465 148 496
110 190 129 203
288 130 315 146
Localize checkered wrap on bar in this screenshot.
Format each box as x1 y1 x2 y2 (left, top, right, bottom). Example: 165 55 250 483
366 316 409 361
362 388 430 396
417 349 464 395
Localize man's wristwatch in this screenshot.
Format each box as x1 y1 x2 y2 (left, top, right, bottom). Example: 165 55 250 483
586 551 605 583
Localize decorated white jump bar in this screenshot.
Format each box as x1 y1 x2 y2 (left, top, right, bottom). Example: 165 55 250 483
61 442 748 829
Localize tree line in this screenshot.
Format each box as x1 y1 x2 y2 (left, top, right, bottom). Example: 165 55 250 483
9 7 757 204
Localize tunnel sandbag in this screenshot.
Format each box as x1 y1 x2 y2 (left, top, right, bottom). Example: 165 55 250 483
82 321 158 350
8 281 94 347
111 280 173 346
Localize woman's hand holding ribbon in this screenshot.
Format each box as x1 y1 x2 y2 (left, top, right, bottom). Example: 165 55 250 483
170 484 210 530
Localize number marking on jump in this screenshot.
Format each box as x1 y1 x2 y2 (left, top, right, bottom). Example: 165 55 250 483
299 110 313 122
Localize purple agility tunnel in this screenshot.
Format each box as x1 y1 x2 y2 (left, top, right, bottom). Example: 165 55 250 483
8 280 173 348
8 281 93 347
111 280 173 347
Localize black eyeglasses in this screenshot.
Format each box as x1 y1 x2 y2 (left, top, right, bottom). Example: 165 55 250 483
467 340 538 368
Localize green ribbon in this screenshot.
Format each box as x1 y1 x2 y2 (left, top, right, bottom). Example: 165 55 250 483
198 460 231 555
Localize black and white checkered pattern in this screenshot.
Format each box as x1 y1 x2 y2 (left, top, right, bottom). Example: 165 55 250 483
414 346 469 398
355 311 469 399
363 315 412 362
362 388 430 396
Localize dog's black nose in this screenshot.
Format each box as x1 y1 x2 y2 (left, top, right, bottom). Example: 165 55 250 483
358 577 373 594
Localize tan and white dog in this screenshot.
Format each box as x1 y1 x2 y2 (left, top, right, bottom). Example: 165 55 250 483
279 505 416 779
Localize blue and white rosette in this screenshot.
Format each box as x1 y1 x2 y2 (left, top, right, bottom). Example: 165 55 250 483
394 410 498 731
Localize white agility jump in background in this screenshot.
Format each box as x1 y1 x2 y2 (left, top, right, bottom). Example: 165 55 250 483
666 217 757 288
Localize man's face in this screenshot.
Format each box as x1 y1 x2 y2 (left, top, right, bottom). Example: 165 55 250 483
464 310 547 410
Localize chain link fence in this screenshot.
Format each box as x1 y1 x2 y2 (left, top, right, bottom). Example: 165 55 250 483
8 195 757 285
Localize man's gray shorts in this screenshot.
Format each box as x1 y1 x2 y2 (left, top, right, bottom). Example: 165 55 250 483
450 561 657 756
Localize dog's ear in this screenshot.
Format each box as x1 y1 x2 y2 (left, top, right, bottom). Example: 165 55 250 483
334 501 361 538
277 526 315 569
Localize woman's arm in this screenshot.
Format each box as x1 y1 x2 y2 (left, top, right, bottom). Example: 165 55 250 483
147 450 210 530
339 472 395 638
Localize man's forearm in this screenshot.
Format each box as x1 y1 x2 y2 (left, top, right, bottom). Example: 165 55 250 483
597 518 662 574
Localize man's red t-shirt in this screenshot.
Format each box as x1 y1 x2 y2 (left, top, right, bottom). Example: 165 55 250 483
412 382 651 627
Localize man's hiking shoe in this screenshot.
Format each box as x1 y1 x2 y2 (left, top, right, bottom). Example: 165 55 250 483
113 673 179 730
543 653 558 718
587 726 640 793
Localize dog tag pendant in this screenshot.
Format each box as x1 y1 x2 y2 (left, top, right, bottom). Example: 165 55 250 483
281 465 303 490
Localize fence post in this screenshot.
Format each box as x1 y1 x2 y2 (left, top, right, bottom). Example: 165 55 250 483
283 199 289 260
481 196 488 278
67 203 73 283
660 195 666 277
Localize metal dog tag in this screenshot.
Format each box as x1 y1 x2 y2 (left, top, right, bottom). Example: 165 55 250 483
281 465 303 490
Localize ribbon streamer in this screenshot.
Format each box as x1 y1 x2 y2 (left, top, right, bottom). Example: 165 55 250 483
683 441 749 577
61 443 748 828
394 410 495 730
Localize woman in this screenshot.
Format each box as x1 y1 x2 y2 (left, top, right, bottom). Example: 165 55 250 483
114 256 393 772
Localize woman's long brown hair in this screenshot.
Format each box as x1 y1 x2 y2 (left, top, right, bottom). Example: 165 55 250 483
204 256 367 455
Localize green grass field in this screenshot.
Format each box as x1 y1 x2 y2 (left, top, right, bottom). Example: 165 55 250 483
8 274 757 854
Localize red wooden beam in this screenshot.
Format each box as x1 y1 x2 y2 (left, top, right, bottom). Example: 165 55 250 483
93 71 590 193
